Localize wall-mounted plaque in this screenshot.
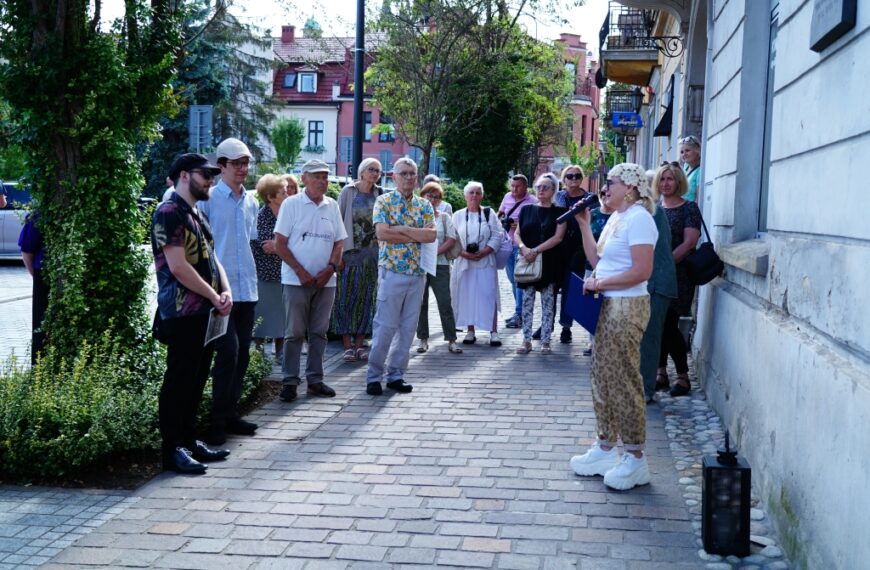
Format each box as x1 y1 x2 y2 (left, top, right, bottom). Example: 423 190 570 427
810 0 857 52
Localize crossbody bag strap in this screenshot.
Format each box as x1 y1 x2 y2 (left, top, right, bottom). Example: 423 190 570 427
697 209 712 244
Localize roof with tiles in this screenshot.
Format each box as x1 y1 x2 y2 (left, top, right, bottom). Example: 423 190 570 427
272 33 386 64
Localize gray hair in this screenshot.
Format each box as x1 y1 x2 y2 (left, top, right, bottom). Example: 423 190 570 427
534 172 560 191
393 156 418 173
463 181 484 196
357 157 382 179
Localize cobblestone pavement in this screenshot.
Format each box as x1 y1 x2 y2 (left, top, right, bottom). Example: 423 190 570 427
1 271 791 569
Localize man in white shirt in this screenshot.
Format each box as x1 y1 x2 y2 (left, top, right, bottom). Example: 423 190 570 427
274 159 347 402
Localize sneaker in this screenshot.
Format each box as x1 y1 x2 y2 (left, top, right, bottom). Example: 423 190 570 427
560 327 572 344
489 332 502 347
603 453 651 490
505 315 522 328
462 332 476 345
570 443 620 476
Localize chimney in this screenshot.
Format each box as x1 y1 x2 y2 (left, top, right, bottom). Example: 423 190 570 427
281 25 295 43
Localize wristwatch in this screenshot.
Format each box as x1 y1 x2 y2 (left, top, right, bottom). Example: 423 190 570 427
328 262 338 272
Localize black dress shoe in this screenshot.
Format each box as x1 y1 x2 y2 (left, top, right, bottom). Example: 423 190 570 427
164 448 207 475
307 383 336 397
192 440 230 462
366 382 383 395
560 327 572 344
201 426 227 446
226 418 257 435
531 327 542 340
280 384 298 401
386 379 413 393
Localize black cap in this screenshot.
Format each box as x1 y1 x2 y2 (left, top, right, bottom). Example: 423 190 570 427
168 153 221 180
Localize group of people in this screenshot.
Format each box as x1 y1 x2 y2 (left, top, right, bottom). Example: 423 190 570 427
149 131 706 490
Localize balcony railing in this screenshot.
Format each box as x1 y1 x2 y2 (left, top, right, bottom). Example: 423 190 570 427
604 1 683 58
605 89 643 118
577 76 595 99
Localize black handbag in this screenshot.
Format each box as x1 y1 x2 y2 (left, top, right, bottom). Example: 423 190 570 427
684 214 724 286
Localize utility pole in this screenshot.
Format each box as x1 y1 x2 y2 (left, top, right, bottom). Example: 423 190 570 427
351 0 365 178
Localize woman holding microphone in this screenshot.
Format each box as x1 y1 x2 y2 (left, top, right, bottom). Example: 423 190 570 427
568 163 658 491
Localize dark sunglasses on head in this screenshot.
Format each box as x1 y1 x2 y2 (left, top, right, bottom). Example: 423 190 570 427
661 161 680 167
564 173 583 180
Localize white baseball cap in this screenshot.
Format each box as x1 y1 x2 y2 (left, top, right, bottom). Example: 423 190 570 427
215 138 253 160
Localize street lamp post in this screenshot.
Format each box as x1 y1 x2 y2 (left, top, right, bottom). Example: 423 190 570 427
351 0 365 178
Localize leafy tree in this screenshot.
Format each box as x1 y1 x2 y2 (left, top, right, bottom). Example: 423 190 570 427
0 0 182 357
0 99 28 180
141 0 275 196
270 118 305 170
439 23 571 194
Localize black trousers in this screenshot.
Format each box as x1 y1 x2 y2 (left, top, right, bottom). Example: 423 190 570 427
659 304 689 374
31 269 49 364
160 314 214 459
210 301 256 428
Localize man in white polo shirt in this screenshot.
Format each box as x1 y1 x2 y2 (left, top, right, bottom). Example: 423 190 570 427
274 159 347 402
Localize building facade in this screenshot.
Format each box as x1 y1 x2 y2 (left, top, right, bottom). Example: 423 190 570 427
600 1 869 568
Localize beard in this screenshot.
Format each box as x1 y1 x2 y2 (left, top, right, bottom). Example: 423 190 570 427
189 176 211 201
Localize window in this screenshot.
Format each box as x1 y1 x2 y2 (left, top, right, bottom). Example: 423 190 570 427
299 72 316 93
341 137 352 164
283 73 297 88
364 112 372 142
378 113 395 142
379 150 392 172
758 4 778 233
308 120 324 148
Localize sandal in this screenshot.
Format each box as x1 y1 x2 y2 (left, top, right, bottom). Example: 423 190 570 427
447 341 463 354
516 341 532 354
355 346 369 361
541 343 552 355
655 370 670 391
343 348 357 362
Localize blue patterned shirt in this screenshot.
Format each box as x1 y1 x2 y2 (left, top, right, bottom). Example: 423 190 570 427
372 190 435 276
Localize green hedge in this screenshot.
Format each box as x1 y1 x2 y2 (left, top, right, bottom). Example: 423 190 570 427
0 335 273 481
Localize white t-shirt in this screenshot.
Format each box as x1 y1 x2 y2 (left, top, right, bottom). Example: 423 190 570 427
273 191 347 287
595 204 658 297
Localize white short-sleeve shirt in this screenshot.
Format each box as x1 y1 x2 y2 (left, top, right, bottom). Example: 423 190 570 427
595 204 658 297
274 191 348 287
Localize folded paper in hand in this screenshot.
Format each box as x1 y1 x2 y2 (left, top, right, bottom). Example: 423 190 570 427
566 272 603 335
205 308 229 346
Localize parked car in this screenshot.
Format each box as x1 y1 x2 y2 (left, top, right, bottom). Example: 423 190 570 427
0 182 30 260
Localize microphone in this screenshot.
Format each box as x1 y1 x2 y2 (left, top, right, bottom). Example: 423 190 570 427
556 193 600 224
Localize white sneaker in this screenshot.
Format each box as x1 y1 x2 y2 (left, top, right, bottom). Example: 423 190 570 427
603 453 651 490
489 332 502 347
570 443 620 476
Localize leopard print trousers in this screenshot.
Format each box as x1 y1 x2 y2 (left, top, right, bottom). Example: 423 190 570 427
590 295 650 451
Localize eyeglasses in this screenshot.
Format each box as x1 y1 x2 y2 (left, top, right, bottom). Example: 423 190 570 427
366 166 382 174
395 171 417 179
421 194 439 201
190 169 215 180
534 185 554 192
564 173 583 181
227 159 251 169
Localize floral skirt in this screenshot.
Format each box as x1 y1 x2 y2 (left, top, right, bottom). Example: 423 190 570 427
330 254 378 336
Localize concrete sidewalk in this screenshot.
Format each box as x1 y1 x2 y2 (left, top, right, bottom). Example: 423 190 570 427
34 283 704 569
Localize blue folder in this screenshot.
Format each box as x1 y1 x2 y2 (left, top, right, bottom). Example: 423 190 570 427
566 272 603 335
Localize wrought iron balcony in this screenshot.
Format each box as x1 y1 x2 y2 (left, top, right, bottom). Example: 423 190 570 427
599 1 683 86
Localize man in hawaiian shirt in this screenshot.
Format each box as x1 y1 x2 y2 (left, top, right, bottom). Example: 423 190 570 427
365 157 436 395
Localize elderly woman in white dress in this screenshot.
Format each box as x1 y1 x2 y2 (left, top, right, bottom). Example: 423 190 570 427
451 181 504 347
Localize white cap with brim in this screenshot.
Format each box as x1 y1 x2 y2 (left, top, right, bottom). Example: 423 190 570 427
215 138 253 160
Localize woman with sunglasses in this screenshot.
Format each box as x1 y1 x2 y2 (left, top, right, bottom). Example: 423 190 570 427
514 173 567 354
332 158 384 362
679 136 702 202
570 163 658 491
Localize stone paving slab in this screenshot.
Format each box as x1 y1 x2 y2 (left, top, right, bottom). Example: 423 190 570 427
34 276 703 569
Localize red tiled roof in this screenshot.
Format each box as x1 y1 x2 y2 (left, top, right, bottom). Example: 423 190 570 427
273 33 386 64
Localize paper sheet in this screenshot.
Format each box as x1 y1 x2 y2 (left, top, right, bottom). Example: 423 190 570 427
421 241 438 277
204 308 229 345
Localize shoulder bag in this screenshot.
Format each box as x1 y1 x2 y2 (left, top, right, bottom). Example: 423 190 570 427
443 214 462 261
513 206 544 283
684 212 724 285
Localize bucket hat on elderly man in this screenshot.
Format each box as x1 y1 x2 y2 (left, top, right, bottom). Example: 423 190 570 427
301 159 331 174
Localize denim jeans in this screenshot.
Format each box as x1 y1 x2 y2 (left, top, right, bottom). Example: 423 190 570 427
504 246 522 317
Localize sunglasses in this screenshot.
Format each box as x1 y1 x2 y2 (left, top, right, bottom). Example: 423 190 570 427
190 169 216 180
534 185 554 191
661 161 680 167
564 173 583 181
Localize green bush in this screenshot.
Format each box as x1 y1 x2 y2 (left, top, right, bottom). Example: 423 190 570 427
0 336 274 481
0 334 164 479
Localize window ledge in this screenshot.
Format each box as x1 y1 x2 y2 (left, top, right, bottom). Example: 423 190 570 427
719 239 769 276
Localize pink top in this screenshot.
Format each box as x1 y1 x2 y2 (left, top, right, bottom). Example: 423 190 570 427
498 192 538 239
